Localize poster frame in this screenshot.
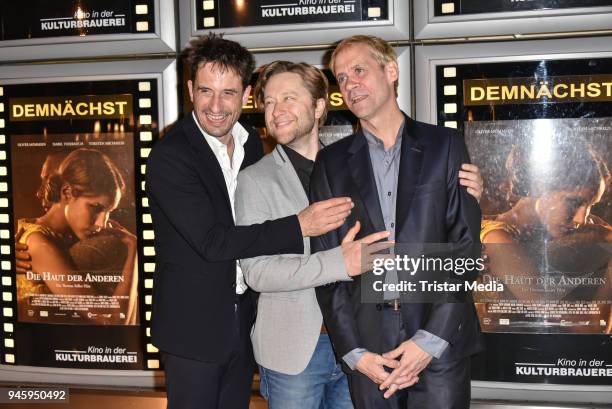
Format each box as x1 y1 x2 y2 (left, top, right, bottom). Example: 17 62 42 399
413 0 612 40
0 58 177 387
178 0 410 50
414 35 612 404
0 0 176 63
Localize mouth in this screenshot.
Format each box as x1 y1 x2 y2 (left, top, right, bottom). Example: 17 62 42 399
350 94 367 105
274 119 293 129
204 112 229 124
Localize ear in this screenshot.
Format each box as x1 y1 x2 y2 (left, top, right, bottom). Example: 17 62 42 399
384 60 399 84
61 184 73 202
314 98 326 121
242 85 252 107
187 79 194 103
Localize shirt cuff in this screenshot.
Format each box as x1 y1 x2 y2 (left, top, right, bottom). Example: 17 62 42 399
411 330 449 359
342 348 368 370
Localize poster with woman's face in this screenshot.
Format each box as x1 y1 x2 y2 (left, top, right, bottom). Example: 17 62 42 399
1 78 156 369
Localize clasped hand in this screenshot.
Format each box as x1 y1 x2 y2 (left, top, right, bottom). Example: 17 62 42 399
355 340 432 399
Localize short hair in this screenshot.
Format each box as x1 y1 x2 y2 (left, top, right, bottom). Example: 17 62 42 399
330 35 398 94
254 61 329 127
186 33 255 89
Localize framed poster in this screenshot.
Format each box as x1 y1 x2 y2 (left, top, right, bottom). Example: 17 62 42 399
415 37 612 404
414 0 612 40
0 0 175 62
0 58 176 386
178 0 409 49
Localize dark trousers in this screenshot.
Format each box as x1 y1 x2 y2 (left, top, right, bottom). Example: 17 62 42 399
162 292 256 409
347 309 471 409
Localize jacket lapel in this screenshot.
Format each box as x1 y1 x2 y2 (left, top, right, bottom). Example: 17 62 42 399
396 116 424 239
347 131 386 233
183 115 232 211
273 146 309 211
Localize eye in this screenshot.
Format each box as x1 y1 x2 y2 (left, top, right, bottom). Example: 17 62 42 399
355 67 364 75
337 75 346 84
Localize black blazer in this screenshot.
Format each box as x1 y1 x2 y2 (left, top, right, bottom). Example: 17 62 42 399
310 115 482 362
145 114 303 362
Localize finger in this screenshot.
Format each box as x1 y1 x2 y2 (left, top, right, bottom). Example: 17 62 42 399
467 187 480 200
358 230 391 244
341 221 360 244
383 383 399 399
14 243 29 252
460 163 478 172
459 178 480 188
458 170 479 181
364 241 395 255
382 346 403 360
398 376 420 389
317 197 353 209
15 260 32 270
379 356 400 369
380 367 401 390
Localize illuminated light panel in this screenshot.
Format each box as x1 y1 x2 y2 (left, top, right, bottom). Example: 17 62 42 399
146 327 151 337
141 181 146 191
142 197 149 208
0 103 4 112
203 1 214 10
139 98 152 108
4 323 13 332
0 87 3 96
147 359 159 369
144 246 155 256
0 135 5 144
140 131 153 141
5 354 15 363
0 214 9 223
203 17 215 27
0 245 9 254
1 276 10 285
368 7 381 18
443 67 457 78
143 230 154 240
0 119 4 129
141 164 147 175
0 230 9 239
140 148 151 158
0 167 6 176
144 279 154 289
444 121 458 129
138 82 151 92
4 339 14 348
444 103 457 114
145 295 152 305
144 263 155 272
0 199 7 207
1 261 10 270
0 151 6 160
2 292 11 301
136 21 149 32
145 311 152 321
3 307 12 317
135 4 148 14
441 3 455 13
142 214 152 224
444 85 457 96
147 343 159 353
139 115 152 125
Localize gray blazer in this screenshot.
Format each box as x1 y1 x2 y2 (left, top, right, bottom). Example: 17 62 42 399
235 145 349 375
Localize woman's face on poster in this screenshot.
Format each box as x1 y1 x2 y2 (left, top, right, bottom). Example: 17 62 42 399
62 186 121 240
535 179 605 239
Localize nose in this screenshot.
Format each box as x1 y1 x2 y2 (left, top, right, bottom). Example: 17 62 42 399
572 204 589 228
209 93 222 112
93 212 110 231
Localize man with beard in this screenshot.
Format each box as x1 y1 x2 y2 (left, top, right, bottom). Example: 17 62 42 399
235 61 483 409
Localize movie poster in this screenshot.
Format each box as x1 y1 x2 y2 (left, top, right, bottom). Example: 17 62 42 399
436 57 612 384
434 0 612 16
240 70 358 152
0 0 154 41
1 79 155 369
196 0 388 30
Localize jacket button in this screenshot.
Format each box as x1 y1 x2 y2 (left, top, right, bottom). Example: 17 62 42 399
376 303 382 311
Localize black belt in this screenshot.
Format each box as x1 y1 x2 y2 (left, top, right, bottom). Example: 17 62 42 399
382 299 401 311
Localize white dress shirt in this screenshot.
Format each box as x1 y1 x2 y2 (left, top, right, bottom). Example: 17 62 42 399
192 112 249 294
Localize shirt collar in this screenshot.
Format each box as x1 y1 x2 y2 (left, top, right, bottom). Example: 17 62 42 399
192 112 249 155
363 120 405 152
